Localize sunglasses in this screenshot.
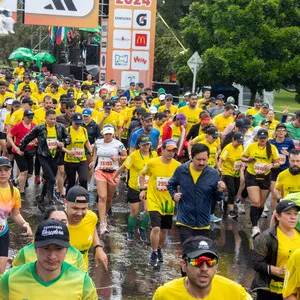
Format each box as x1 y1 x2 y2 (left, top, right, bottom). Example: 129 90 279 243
276 128 286 132
187 256 218 268
24 90 31 92
166 99 172 102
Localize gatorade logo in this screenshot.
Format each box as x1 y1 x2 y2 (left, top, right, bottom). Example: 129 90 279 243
136 13 147 26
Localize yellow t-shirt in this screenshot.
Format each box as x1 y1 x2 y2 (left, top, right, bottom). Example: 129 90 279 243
153 276 252 300
32 92 46 104
124 150 158 191
98 110 122 131
46 92 61 102
9 109 24 126
213 114 234 133
275 169 300 198
17 81 38 94
64 126 88 163
68 210 98 272
95 99 104 111
58 86 69 95
220 143 243 177
245 107 261 116
199 139 219 168
158 105 178 117
141 157 181 215
90 109 101 123
269 119 280 135
270 228 300 294
151 97 160 106
33 108 47 125
46 125 57 158
153 121 165 138
243 142 280 175
0 92 14 107
189 162 202 184
178 106 202 134
82 80 93 86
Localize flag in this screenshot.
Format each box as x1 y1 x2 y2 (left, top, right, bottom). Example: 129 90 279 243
48 26 57 44
56 27 70 45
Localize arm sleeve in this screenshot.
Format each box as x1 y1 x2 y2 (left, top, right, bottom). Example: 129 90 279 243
167 167 181 199
19 126 39 151
281 114 287 123
61 125 71 146
130 131 138 148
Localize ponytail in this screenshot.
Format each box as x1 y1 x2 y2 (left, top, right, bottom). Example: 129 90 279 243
266 141 272 159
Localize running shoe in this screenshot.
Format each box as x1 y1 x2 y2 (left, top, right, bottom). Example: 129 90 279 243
261 211 268 218
157 248 164 263
100 223 109 235
20 192 26 200
264 205 269 212
228 210 238 219
210 214 222 223
149 251 158 267
107 207 113 216
237 203 246 214
138 227 147 242
252 226 261 239
34 175 41 185
127 231 134 242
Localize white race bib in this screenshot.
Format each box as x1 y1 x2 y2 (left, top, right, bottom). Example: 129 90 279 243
279 154 286 165
98 157 113 169
0 218 7 233
138 175 149 189
234 161 242 171
293 139 300 150
254 162 267 174
156 177 170 191
47 138 57 151
72 148 84 159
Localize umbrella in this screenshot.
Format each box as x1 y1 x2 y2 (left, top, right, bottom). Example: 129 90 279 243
34 52 56 63
86 65 99 77
79 25 101 33
14 47 34 56
8 50 34 61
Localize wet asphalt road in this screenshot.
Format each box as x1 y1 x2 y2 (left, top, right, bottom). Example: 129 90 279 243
7 179 270 299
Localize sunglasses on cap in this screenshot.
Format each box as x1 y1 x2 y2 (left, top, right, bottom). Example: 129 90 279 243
186 256 218 268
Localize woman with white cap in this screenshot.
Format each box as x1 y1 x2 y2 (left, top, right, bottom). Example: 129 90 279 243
90 124 127 235
0 98 13 156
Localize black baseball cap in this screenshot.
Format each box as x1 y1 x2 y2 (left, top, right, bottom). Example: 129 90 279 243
66 185 89 203
34 219 70 248
262 103 269 108
209 97 216 103
207 127 219 138
136 107 146 115
24 109 34 117
256 128 269 138
276 123 286 130
0 156 12 168
104 100 113 109
276 200 300 213
235 119 249 131
60 94 69 103
71 113 84 124
216 94 225 100
261 119 272 125
182 236 218 258
22 97 34 105
138 135 151 146
141 112 153 121
233 132 244 143
12 100 21 107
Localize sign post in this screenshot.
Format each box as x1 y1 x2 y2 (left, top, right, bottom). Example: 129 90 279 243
187 51 203 93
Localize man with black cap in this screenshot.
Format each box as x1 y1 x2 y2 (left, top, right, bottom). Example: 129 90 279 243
129 112 160 153
127 106 146 143
66 185 108 271
16 73 38 97
58 77 71 94
56 101 76 127
153 236 251 299
0 219 98 299
55 94 69 115
208 94 225 118
46 82 61 102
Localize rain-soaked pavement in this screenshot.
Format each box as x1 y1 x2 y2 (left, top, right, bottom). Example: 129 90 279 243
7 179 271 299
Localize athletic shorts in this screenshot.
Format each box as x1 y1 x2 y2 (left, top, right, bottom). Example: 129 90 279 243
270 168 282 182
95 169 119 185
0 132 6 140
0 230 9 257
245 171 271 190
14 153 34 174
57 152 65 166
127 186 141 203
149 211 173 229
7 146 12 155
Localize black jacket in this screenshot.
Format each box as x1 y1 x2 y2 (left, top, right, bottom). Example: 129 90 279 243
186 123 201 141
82 120 100 145
19 123 71 158
251 226 300 291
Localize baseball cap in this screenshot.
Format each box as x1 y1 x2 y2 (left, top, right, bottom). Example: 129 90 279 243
209 97 216 103
276 123 286 130
0 156 12 168
129 82 135 86
216 94 225 100
176 113 187 125
255 97 262 102
75 83 81 88
276 200 300 214
226 96 235 103
184 92 190 97
162 139 178 150
22 85 31 91
137 82 144 88
207 127 219 138
262 103 269 108
24 109 34 117
159 94 166 101
149 106 158 114
4 98 14 105
22 97 34 105
235 119 250 131
110 79 117 84
182 236 218 259
12 100 21 107
67 91 74 99
82 108 92 116
71 113 84 124
102 124 115 135
261 119 271 125
246 114 254 119
165 94 173 101
77 99 86 107
201 116 211 124
136 107 147 115
66 185 89 203
232 132 244 143
104 100 113 109
158 88 166 94
34 219 70 248
142 112 153 121
60 94 69 103
138 135 151 146
256 128 269 138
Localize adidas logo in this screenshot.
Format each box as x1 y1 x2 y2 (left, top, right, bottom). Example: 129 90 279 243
44 0 77 11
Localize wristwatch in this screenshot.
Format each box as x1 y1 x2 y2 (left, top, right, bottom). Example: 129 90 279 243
94 244 103 250
140 188 147 191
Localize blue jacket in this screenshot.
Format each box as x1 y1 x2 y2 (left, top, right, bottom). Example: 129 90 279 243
167 162 221 228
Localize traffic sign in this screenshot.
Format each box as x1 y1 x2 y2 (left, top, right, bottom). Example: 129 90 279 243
187 51 202 74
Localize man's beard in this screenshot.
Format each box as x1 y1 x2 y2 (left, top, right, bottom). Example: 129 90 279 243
289 166 300 175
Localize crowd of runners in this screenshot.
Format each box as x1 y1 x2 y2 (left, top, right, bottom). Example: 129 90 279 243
0 64 300 299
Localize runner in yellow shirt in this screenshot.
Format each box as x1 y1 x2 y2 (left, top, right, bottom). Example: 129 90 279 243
139 139 181 266
34 96 53 125
212 104 235 134
245 98 262 116
0 81 14 107
32 84 47 105
46 83 61 103
158 94 178 118
16 74 38 96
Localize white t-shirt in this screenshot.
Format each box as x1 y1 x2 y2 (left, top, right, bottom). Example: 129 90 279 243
94 138 126 170
0 108 9 132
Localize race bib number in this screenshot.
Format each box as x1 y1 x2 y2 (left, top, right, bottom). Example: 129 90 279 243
279 154 286 165
138 175 149 188
99 157 113 169
234 161 242 171
47 138 57 151
156 177 170 191
293 139 300 150
254 162 267 174
72 148 84 159
0 218 7 233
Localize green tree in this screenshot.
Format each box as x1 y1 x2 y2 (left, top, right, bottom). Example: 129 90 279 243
180 0 300 104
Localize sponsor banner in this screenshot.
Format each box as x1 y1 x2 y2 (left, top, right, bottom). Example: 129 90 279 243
24 0 99 27
106 0 157 88
0 0 18 21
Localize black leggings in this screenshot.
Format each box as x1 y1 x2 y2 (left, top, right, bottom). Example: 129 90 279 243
256 290 282 300
39 155 58 201
222 175 240 205
177 225 210 245
64 160 88 193
0 230 9 256
34 154 41 176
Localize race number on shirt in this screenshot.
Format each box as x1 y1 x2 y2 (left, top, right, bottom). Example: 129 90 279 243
156 177 170 191
47 138 57 151
98 157 113 169
293 139 300 150
72 148 84 159
138 175 149 188
0 218 7 234
254 162 267 174
234 161 242 171
279 154 286 165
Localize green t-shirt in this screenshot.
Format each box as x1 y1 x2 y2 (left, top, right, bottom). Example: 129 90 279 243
0 261 97 300
253 112 266 127
285 121 300 142
12 244 86 272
